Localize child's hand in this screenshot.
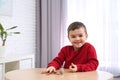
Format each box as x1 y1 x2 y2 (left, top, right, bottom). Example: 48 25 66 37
69 63 77 72
41 66 56 74
46 66 56 73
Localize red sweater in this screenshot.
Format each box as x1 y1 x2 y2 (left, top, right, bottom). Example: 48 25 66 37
47 42 99 72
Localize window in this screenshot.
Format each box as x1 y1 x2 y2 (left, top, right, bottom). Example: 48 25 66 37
61 0 120 76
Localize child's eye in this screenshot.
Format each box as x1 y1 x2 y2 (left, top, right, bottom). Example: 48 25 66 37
71 35 76 38
79 35 83 37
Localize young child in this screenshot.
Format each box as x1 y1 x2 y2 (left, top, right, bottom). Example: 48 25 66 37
43 21 99 74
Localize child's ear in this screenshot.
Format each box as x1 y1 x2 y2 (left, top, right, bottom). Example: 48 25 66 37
86 34 88 38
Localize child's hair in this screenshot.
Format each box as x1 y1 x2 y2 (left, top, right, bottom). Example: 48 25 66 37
67 21 87 35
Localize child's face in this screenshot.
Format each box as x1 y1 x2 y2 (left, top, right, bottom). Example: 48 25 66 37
68 27 88 50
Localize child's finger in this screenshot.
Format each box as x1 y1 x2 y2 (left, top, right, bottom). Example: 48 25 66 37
53 68 57 73
49 68 54 73
71 63 75 68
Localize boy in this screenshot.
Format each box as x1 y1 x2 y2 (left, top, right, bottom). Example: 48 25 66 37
43 21 99 74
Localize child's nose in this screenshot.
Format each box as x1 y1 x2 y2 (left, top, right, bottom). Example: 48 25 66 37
76 37 80 40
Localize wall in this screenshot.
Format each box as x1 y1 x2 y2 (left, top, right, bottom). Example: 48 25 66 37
0 0 36 55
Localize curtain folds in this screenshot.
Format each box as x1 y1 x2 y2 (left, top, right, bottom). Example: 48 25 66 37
36 0 41 68
36 0 67 68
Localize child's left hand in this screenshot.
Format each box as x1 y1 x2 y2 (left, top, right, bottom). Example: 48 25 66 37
69 63 77 72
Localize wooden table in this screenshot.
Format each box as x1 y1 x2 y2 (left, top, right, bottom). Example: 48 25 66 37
5 68 113 80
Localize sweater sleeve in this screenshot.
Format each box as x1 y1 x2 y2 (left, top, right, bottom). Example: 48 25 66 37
77 45 99 72
47 47 66 70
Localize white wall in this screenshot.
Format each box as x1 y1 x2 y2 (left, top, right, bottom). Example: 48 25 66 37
0 0 36 55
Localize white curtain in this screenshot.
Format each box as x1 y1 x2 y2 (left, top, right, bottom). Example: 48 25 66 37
61 0 120 76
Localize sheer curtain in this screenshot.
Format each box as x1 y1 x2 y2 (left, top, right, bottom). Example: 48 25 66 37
61 0 120 76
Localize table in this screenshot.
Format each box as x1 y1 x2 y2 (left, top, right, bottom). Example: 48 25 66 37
5 68 113 80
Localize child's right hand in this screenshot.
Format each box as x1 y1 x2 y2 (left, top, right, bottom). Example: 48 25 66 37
41 66 56 74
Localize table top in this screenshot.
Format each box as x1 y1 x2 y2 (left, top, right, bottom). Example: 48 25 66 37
5 68 113 80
